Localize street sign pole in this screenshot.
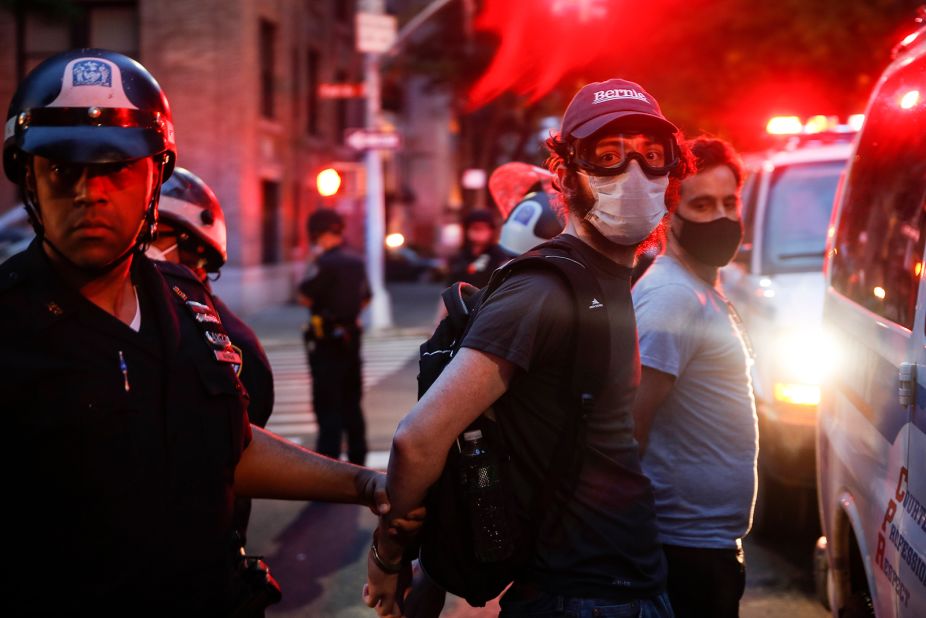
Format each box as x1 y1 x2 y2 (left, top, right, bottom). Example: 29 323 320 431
360 3 393 331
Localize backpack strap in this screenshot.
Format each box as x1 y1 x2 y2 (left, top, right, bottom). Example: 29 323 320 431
478 239 611 538
440 281 481 333
481 238 611 409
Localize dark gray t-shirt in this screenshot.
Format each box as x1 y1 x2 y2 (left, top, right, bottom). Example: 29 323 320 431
461 234 665 600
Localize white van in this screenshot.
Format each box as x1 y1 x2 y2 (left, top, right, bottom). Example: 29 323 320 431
721 135 852 531
816 25 926 617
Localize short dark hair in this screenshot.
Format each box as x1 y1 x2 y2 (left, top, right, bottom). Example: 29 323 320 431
307 208 344 240
685 137 744 188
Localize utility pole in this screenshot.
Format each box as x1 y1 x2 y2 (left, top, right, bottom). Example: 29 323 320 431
356 0 462 330
358 0 394 331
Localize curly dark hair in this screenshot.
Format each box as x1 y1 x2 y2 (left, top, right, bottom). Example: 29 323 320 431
685 136 744 187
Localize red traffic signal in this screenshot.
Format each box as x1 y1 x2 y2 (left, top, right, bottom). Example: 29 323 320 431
316 168 342 197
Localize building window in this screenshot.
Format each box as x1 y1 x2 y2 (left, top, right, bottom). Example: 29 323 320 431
17 2 139 79
261 180 281 265
291 47 299 127
291 181 302 250
307 48 320 135
334 0 350 23
335 69 349 141
259 19 277 119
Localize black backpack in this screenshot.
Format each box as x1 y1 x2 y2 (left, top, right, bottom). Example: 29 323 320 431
414 238 611 607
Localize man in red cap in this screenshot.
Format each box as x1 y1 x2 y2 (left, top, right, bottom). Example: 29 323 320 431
365 78 691 618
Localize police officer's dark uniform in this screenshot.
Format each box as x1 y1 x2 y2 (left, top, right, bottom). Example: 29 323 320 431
1 49 258 615
151 167 275 428
299 209 370 465
2 242 251 614
150 166 275 545
446 210 509 288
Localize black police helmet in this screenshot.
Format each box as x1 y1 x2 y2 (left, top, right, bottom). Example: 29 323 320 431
3 48 177 184
307 208 345 240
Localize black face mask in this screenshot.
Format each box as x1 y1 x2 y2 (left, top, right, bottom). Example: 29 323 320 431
673 213 744 267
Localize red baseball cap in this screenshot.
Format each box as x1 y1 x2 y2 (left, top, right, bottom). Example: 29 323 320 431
561 78 678 140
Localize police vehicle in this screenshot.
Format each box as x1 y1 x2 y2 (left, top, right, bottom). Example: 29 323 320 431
815 23 926 617
721 116 857 532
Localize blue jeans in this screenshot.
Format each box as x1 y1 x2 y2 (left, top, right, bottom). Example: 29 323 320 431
499 588 675 618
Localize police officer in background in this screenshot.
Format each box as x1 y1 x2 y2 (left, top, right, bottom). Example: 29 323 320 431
0 49 394 615
147 166 274 545
298 208 371 465
445 209 508 287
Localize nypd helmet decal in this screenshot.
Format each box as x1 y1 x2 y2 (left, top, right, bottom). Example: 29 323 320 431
72 60 112 87
47 57 138 110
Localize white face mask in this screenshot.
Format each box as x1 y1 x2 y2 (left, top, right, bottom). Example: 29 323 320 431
582 160 669 246
146 242 177 262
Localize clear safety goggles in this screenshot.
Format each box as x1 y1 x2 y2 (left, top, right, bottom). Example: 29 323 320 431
572 130 680 177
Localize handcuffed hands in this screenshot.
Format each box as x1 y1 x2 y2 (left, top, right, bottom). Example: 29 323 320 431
363 527 408 617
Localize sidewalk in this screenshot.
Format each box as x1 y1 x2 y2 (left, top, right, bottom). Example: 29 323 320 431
245 282 443 456
245 282 443 343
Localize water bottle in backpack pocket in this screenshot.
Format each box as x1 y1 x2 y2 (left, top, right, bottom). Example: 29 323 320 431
458 429 515 562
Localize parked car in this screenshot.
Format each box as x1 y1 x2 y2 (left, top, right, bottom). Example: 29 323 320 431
721 129 854 532
0 206 33 265
385 245 444 283
815 24 926 617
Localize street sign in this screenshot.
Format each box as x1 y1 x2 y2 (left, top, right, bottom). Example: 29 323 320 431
356 12 397 53
318 82 366 99
345 128 401 151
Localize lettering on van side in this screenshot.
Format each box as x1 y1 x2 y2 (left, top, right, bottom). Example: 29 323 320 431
887 523 926 587
880 555 912 607
875 465 926 606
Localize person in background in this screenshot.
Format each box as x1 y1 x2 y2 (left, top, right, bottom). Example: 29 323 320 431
489 163 564 258
298 208 371 465
632 137 757 618
445 209 509 287
147 166 274 545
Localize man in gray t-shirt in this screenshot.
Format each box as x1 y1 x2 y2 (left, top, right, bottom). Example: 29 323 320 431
632 137 758 618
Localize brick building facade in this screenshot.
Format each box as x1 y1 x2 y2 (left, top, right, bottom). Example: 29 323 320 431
0 0 389 314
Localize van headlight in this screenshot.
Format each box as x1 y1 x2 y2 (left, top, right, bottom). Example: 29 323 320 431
772 329 835 406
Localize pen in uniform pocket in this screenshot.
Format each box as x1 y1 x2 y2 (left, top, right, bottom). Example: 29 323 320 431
118 350 131 392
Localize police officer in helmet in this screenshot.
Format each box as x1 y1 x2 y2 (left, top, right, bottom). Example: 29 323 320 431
147 166 228 281
299 208 371 465
147 167 275 545
0 49 398 615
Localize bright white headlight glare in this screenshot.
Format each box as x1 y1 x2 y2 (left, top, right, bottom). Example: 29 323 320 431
775 330 833 381
773 329 836 397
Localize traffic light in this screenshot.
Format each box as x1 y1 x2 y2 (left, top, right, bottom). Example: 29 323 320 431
316 167 342 197
315 163 365 198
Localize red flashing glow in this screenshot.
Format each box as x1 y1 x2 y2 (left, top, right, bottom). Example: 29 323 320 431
901 31 920 47
468 1 607 109
766 116 803 135
466 0 686 111
900 90 920 110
